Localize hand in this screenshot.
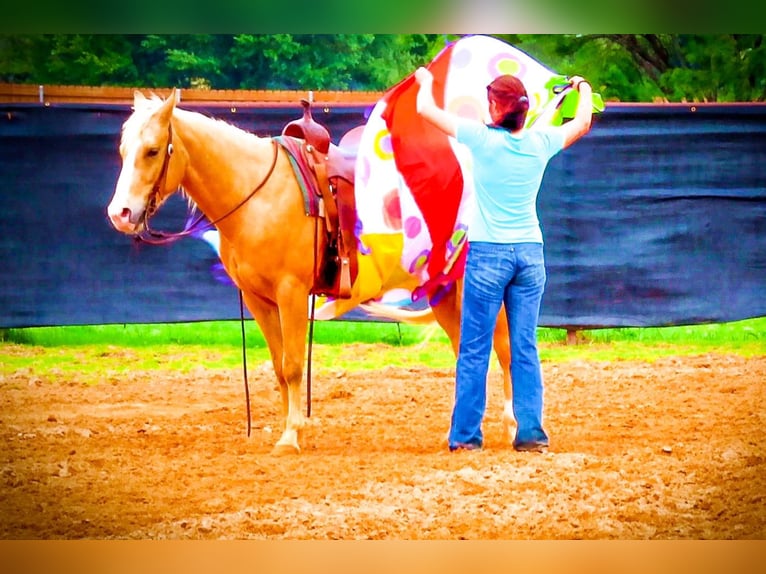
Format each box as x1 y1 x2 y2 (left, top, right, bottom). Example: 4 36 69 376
414 67 433 85
568 75 590 91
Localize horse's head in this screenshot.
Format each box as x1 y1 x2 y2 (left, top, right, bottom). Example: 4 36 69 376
107 89 184 234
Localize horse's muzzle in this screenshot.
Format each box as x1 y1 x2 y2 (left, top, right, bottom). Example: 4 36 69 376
107 206 144 234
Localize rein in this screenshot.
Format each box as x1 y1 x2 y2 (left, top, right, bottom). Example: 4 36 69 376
306 215 321 418
135 136 280 246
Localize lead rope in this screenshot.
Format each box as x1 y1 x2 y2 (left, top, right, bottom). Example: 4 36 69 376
306 214 320 417
239 290 252 437
307 293 316 418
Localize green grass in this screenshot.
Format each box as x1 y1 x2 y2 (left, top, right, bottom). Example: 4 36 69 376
0 320 420 348
3 317 766 349
1 318 764 380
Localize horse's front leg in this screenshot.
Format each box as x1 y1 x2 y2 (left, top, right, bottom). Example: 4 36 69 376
270 281 310 456
242 290 306 455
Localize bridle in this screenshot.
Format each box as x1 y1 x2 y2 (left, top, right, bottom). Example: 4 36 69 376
134 125 280 246
144 123 174 224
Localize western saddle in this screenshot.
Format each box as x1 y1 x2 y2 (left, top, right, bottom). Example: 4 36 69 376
281 99 361 299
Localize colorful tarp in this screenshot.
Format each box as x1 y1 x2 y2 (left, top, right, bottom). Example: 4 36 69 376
351 34 602 307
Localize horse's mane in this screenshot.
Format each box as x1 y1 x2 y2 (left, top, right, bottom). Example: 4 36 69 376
122 93 259 148
175 107 260 146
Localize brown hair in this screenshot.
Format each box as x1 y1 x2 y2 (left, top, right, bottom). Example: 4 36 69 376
487 74 529 131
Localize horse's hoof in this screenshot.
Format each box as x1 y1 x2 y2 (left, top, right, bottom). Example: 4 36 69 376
271 443 300 456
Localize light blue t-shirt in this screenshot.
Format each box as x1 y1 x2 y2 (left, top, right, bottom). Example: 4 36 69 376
455 118 565 244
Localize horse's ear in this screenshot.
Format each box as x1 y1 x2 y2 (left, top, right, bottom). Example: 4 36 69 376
156 88 178 123
132 90 148 110
166 88 179 106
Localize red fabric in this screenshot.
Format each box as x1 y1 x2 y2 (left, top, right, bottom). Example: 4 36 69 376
380 43 465 303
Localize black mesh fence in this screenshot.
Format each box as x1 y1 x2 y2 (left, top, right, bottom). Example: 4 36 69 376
1 102 764 328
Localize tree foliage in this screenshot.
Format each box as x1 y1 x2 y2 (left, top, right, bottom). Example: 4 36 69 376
498 34 766 102
1 34 763 101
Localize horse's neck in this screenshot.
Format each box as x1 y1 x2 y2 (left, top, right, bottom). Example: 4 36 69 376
174 109 273 223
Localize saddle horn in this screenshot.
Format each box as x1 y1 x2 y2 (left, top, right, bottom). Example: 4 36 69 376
282 99 331 155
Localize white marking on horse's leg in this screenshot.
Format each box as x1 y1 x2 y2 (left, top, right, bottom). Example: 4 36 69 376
265 329 307 455
272 380 305 455
273 376 306 455
272 375 302 455
273 383 304 455
502 399 516 443
273 428 301 456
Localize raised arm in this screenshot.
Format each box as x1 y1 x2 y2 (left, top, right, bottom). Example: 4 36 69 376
414 67 458 137
560 75 594 149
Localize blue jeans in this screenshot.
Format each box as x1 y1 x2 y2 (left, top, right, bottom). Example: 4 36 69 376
449 241 549 450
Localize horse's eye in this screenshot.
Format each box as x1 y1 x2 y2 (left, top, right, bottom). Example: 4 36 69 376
147 148 160 158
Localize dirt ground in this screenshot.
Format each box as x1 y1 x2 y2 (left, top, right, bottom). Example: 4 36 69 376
1 346 764 539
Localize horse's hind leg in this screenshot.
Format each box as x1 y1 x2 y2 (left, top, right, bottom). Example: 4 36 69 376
429 285 462 357
431 281 513 443
493 312 514 442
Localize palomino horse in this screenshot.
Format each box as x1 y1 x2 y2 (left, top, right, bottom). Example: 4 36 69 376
106 89 512 455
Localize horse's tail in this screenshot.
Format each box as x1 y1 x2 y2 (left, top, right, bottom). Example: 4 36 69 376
359 301 436 325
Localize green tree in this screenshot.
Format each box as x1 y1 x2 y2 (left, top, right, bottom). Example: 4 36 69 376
498 34 666 101
2 34 764 101
0 34 138 85
0 34 443 91
653 35 766 102
226 34 439 90
497 33 766 102
135 35 230 89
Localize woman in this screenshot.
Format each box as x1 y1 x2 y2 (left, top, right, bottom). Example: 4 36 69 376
414 66 594 452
